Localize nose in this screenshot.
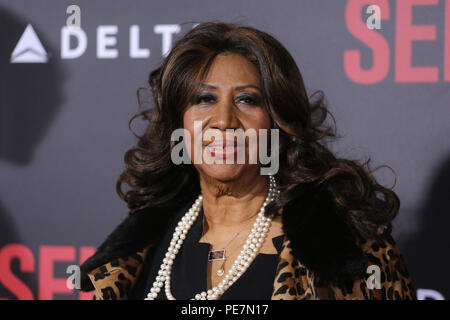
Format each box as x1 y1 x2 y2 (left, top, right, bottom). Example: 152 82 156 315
208 98 241 131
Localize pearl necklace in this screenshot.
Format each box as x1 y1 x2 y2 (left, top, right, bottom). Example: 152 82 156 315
144 175 279 300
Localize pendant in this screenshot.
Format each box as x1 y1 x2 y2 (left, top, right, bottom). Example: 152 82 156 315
217 259 226 277
208 249 225 261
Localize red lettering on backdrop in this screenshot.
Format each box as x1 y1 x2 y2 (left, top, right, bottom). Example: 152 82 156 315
344 0 391 84
345 0 449 83
0 244 34 300
396 0 438 82
445 0 450 81
1 245 97 300
78 246 95 300
38 246 75 300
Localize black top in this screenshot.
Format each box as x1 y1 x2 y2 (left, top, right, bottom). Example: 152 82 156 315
129 201 285 300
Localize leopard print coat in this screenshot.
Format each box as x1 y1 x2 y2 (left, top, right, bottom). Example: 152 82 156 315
85 234 415 300
80 181 416 300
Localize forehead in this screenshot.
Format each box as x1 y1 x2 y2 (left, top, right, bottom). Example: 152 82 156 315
202 53 261 86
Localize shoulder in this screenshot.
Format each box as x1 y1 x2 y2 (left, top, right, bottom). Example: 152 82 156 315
281 181 370 283
79 199 194 292
279 180 416 299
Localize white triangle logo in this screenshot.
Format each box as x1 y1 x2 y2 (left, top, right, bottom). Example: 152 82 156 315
10 24 49 63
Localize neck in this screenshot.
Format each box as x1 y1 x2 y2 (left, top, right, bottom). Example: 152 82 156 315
198 171 270 240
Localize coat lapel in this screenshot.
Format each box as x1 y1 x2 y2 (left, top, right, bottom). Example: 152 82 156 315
270 237 317 300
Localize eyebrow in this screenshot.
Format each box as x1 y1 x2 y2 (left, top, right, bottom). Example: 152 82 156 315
199 83 262 92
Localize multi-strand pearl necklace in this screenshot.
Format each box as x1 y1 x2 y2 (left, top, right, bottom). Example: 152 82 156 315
144 175 279 300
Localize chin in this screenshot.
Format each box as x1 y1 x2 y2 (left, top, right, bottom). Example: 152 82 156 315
199 164 247 182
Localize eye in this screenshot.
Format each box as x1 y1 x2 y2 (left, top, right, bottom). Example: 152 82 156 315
194 93 216 105
236 93 260 105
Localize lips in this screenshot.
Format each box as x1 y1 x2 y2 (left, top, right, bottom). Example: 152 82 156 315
206 140 237 147
204 139 245 158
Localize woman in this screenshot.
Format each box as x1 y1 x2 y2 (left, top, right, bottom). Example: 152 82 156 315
79 22 416 300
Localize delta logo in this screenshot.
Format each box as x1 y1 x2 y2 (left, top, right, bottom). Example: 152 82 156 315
9 23 189 63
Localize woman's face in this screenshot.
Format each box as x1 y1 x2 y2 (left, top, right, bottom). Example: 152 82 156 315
182 52 272 182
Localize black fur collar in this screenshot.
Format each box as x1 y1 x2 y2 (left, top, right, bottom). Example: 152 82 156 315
80 181 368 291
280 181 369 285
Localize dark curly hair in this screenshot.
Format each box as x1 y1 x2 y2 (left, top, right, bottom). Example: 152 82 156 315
116 21 399 244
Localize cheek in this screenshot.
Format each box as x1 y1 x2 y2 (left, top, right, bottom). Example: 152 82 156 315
182 108 202 140
249 111 272 150
250 110 272 131
182 109 200 161
182 110 194 135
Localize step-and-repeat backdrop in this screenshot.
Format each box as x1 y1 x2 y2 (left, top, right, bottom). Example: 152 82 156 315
1 0 449 300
